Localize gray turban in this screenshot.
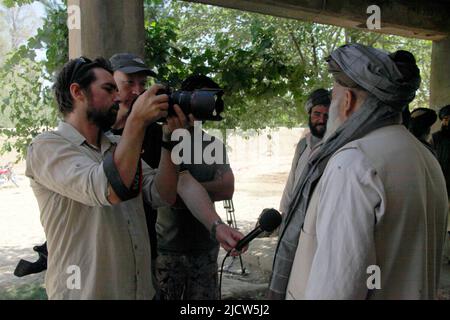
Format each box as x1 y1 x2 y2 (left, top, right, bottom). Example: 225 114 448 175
305 88 331 113
327 43 421 111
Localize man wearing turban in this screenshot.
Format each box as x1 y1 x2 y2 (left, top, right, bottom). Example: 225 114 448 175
279 89 330 216
408 107 437 154
269 43 448 300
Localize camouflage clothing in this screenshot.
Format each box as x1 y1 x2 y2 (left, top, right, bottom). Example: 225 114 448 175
156 246 219 300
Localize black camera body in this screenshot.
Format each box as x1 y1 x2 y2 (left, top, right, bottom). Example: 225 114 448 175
157 87 224 121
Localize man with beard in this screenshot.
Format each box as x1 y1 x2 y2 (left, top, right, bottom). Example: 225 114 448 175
25 56 188 299
432 104 450 263
270 44 448 300
279 89 330 216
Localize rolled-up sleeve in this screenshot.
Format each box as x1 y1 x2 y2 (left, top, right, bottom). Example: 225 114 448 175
141 161 170 209
26 134 111 207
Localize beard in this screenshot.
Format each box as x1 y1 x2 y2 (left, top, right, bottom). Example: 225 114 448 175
86 102 119 132
442 124 450 136
308 118 326 139
323 98 344 142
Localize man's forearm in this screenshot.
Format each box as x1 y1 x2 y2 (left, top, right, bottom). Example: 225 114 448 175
200 170 234 201
178 172 220 231
154 148 178 205
112 115 146 189
200 181 232 201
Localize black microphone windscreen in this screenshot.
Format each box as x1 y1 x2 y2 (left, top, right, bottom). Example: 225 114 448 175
259 209 282 232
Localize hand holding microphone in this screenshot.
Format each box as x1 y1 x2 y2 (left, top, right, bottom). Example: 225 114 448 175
234 208 282 252
214 208 282 256
218 208 282 299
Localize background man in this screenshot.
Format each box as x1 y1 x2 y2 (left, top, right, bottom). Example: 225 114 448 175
279 88 330 216
432 104 450 263
408 107 437 154
270 44 448 300
25 56 186 299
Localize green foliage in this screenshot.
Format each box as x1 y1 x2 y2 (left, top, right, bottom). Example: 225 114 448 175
0 0 66 159
0 59 57 158
2 0 34 8
143 0 432 132
0 282 47 300
0 0 434 160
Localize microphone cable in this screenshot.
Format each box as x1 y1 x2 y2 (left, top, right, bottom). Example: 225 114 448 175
218 249 233 300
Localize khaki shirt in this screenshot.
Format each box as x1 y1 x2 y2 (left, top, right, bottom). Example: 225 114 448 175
26 121 166 299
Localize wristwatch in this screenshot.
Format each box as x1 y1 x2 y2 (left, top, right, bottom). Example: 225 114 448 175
210 219 225 240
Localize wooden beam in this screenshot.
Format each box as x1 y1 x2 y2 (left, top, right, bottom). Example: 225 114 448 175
185 0 450 40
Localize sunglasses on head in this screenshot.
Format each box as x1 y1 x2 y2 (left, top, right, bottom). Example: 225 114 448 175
69 57 98 85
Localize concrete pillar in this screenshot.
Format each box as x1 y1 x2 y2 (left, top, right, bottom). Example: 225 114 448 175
68 0 145 60
430 37 450 109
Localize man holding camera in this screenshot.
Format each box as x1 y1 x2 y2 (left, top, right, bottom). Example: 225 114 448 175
25 56 187 299
109 55 243 299
109 53 163 269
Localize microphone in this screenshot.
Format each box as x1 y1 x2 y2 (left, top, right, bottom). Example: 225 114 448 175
234 208 282 251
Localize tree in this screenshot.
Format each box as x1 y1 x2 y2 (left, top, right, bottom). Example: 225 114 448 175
144 0 432 131
0 0 434 160
0 0 66 158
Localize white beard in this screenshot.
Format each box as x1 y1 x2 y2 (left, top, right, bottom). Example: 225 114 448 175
323 98 344 142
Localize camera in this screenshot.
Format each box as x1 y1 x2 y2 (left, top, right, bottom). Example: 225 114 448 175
158 87 224 121
130 86 225 122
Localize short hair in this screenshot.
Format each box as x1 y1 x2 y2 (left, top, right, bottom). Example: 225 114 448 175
53 56 113 116
181 74 220 91
409 107 437 138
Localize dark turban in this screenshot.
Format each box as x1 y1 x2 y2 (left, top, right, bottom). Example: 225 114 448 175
305 88 331 113
181 74 220 90
410 107 437 128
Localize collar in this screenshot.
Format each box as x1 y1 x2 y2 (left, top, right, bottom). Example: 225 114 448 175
56 121 115 155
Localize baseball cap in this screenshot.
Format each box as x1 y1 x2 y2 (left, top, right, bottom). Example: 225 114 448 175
109 53 157 77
